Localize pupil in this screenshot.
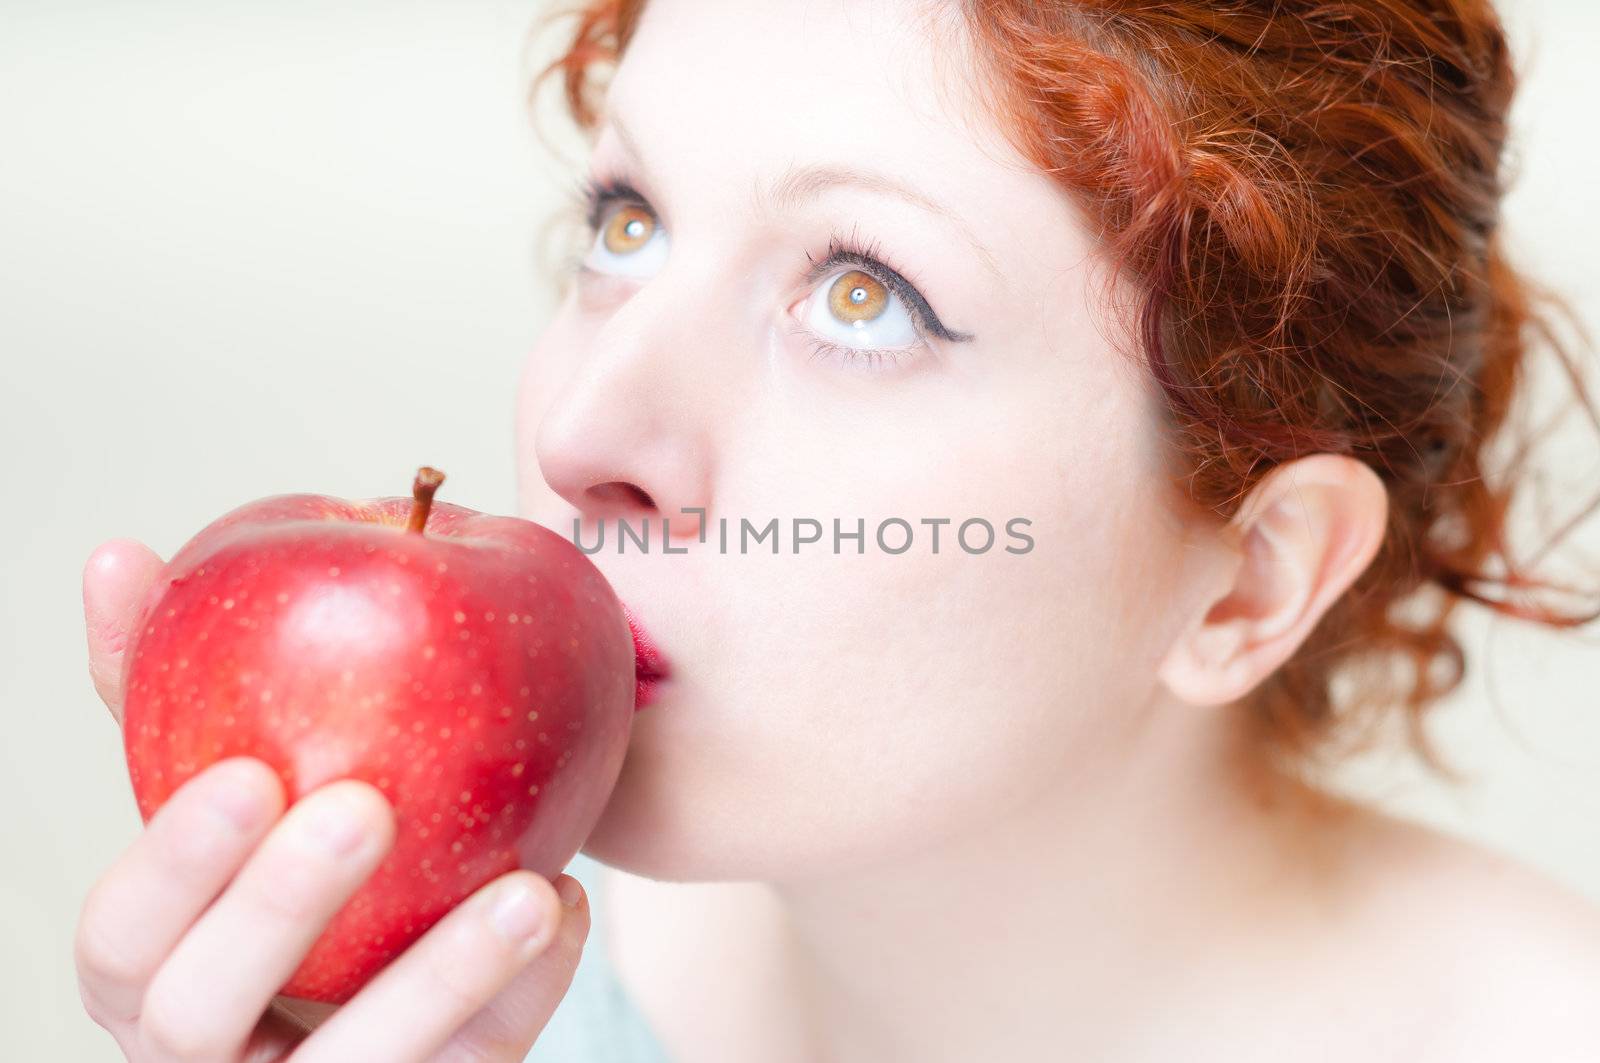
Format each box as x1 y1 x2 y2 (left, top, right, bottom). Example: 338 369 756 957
850 287 867 303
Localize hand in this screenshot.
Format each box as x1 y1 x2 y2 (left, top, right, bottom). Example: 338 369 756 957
76 539 593 1061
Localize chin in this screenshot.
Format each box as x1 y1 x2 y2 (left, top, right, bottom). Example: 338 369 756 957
577 712 804 883
576 704 713 877
580 777 744 883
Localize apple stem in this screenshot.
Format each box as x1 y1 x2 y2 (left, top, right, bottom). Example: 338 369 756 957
408 467 446 534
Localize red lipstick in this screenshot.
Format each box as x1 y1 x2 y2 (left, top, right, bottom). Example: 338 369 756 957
621 603 669 710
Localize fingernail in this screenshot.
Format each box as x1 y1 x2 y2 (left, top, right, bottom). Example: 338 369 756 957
555 875 585 910
205 763 269 831
300 789 371 857
488 880 545 943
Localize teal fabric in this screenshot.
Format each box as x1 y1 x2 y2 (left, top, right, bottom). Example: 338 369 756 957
524 851 675 1063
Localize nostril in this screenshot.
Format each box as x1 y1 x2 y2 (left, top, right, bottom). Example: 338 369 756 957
586 481 656 511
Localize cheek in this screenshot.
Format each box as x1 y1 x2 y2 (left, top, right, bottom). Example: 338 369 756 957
592 427 1185 879
597 515 1173 880
784 492 1168 847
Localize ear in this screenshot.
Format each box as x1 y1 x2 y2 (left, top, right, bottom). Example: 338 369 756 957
1156 453 1389 708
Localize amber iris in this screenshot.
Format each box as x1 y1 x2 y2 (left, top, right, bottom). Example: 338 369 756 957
827 269 887 326
602 205 655 254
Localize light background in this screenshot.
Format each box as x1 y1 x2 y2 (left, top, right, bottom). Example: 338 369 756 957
2 1 1596 1057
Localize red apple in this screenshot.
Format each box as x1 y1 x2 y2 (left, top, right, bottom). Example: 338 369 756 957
119 467 635 1003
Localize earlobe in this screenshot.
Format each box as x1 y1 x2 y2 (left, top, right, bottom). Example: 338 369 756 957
1156 454 1389 709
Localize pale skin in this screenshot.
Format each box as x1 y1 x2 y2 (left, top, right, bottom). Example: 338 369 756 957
79 0 1600 1060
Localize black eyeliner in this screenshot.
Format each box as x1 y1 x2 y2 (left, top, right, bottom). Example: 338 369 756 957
803 233 974 344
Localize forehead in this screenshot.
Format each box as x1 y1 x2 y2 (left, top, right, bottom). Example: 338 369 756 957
603 0 1034 223
613 0 968 126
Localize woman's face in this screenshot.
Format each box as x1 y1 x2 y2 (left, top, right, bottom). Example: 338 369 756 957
516 0 1208 881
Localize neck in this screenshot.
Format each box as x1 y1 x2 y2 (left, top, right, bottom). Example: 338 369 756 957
767 703 1338 1062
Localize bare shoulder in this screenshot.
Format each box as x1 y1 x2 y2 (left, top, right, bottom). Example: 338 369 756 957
1328 804 1600 1057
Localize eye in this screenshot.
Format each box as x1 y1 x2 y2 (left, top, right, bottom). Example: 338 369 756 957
571 176 975 370
581 190 669 280
790 234 973 369
799 268 921 352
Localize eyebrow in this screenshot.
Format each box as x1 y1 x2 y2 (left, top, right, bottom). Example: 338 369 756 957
608 112 1002 281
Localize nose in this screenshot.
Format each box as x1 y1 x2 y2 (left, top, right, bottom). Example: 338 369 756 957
534 301 716 544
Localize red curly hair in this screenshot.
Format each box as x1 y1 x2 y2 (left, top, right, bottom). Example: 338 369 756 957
529 0 1600 768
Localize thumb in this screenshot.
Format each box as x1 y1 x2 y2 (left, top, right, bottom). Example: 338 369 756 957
82 538 166 723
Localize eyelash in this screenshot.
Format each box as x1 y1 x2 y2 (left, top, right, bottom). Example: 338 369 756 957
573 173 971 366
577 174 643 235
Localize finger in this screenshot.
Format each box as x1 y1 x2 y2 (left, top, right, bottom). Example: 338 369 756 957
138 780 395 1062
75 758 285 1027
438 874 592 1063
293 871 582 1063
83 537 166 720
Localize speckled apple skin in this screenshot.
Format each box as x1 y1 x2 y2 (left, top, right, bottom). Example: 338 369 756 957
120 494 634 1003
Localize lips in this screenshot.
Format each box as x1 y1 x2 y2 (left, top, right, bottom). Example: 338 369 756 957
620 603 669 711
